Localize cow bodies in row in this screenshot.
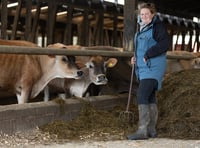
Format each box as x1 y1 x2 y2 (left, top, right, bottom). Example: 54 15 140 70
166 51 200 74
1 40 199 104
43 43 118 101
0 40 83 104
45 49 200 99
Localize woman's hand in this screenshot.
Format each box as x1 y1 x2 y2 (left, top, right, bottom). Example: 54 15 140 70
143 57 147 63
131 56 136 65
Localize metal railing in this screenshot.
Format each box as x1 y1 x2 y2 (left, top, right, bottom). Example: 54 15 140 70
0 45 197 60
0 45 132 57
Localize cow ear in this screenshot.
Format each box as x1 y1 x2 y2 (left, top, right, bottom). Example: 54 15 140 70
105 58 118 68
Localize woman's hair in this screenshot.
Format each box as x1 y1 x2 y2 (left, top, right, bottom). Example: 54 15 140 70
138 2 156 14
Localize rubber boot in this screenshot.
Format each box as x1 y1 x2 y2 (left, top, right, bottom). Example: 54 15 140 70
148 104 158 138
127 104 150 140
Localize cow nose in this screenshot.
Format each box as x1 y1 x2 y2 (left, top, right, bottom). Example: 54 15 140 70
77 70 83 77
97 75 106 82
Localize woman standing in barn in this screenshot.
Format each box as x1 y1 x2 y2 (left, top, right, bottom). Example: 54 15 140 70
127 2 170 140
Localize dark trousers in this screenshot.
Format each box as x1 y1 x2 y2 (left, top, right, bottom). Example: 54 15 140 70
136 79 158 104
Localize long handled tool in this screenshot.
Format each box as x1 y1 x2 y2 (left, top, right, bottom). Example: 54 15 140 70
119 62 135 122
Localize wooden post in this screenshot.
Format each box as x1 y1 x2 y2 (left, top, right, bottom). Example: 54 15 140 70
123 0 137 51
181 31 186 51
112 13 118 47
94 12 104 45
63 6 73 45
196 31 200 52
30 0 41 42
175 31 180 50
188 30 193 52
168 28 173 51
1 0 8 39
79 9 89 46
25 0 32 40
11 0 22 40
41 22 46 47
47 0 57 45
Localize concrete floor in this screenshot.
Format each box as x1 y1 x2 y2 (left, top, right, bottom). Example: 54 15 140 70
32 138 200 148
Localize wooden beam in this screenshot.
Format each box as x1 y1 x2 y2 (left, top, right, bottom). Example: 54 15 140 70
123 0 137 51
11 0 22 39
112 14 118 46
1 0 8 39
94 12 104 45
30 1 41 42
63 6 73 45
47 0 57 45
25 0 33 40
79 9 89 46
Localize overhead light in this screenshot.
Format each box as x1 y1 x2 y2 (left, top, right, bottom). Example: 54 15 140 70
57 11 67 16
40 6 48 10
31 6 48 12
104 0 124 5
118 0 124 5
104 0 115 2
193 17 199 23
7 2 18 8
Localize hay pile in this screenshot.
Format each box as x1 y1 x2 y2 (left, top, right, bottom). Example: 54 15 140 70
40 69 200 141
40 102 137 141
157 69 200 140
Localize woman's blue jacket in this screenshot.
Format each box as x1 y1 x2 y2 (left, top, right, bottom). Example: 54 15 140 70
134 15 170 90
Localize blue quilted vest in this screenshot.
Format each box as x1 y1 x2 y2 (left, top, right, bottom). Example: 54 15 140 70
134 17 166 90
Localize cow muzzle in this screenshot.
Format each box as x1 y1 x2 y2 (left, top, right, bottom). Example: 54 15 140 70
95 74 108 84
74 70 83 79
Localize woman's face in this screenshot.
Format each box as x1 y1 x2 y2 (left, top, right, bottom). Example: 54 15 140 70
140 8 154 25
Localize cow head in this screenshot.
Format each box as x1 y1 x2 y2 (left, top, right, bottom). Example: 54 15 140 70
46 43 83 79
191 58 200 69
85 56 117 85
45 55 83 80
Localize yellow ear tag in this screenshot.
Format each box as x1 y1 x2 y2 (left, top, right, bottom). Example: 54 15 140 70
108 62 113 67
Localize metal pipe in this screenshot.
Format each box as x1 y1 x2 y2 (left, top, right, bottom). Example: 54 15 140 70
0 45 196 59
0 45 133 57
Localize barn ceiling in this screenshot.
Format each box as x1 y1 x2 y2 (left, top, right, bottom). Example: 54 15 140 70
2 0 200 32
5 0 200 19
151 0 200 19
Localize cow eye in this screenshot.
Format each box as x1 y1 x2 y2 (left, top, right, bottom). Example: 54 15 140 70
86 62 94 69
68 56 75 63
89 64 93 68
62 56 68 62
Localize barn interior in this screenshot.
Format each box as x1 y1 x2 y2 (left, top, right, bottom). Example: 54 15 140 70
0 0 199 143
0 0 200 52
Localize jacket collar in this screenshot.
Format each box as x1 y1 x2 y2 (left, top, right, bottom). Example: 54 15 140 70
138 15 157 32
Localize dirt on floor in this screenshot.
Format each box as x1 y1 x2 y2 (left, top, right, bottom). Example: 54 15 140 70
157 69 200 140
39 69 200 142
0 69 199 147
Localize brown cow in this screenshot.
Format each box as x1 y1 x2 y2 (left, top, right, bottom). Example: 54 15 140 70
0 39 38 47
166 51 200 74
43 43 118 101
0 40 83 104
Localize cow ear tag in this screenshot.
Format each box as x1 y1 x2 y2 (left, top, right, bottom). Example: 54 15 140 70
108 62 113 67
106 58 118 68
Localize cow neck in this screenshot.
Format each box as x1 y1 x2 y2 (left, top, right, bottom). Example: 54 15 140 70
69 67 90 97
31 55 57 98
81 67 91 85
